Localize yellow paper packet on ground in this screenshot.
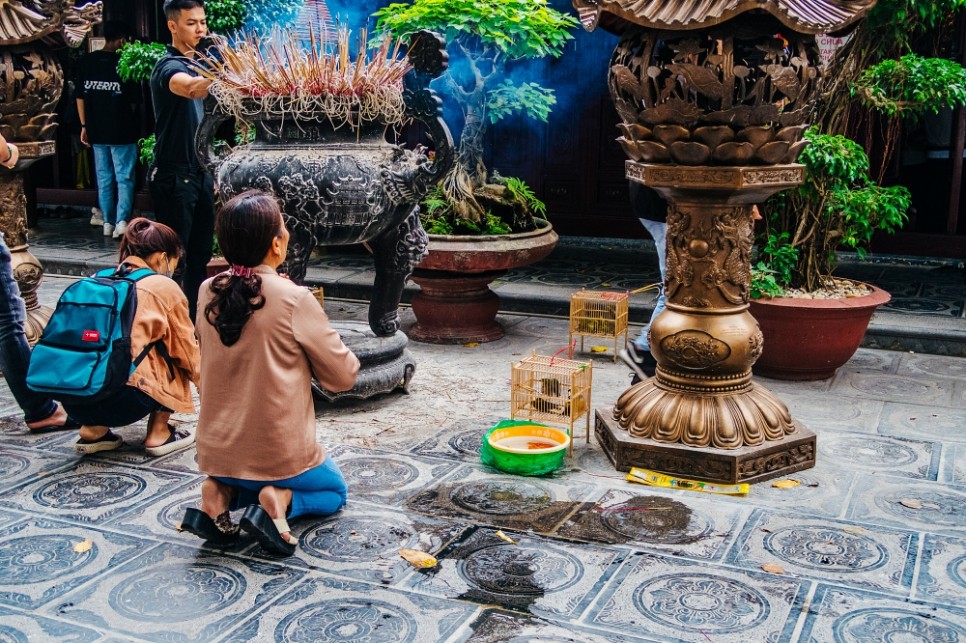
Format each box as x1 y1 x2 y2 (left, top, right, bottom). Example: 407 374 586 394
627 467 749 496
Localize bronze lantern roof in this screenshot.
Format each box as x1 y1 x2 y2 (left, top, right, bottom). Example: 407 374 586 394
572 0 877 34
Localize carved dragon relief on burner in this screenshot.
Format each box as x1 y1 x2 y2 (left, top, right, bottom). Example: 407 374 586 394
665 205 752 308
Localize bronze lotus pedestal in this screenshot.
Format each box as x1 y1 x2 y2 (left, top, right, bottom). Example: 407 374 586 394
595 164 815 484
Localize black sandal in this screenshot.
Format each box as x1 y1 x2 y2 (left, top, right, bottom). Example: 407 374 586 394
181 508 240 546
28 415 82 434
240 505 296 556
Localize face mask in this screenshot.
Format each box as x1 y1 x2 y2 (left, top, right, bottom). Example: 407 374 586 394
163 257 174 279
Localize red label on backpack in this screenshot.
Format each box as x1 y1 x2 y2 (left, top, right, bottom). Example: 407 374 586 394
81 330 100 342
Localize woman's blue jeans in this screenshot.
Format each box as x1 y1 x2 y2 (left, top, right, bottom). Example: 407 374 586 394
0 235 57 423
634 217 667 351
214 457 348 519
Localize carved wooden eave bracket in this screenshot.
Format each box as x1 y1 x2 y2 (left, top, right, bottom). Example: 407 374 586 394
572 0 876 35
0 0 103 49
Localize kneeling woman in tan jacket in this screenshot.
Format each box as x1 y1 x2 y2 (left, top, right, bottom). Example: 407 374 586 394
183 190 360 555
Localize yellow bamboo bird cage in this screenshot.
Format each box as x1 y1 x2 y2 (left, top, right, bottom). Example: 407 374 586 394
510 352 593 452
568 289 629 362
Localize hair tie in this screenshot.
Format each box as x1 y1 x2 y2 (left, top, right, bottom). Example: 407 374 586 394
229 264 254 278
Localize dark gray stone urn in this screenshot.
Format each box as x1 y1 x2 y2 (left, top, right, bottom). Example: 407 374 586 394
196 32 453 338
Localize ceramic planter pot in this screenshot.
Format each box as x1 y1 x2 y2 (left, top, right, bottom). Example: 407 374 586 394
749 284 891 380
408 219 559 344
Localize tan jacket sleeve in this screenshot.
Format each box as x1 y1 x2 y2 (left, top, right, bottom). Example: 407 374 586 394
141 282 201 389
291 291 359 392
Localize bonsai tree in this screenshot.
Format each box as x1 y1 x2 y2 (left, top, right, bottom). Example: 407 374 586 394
374 0 578 234
753 0 966 296
754 129 911 296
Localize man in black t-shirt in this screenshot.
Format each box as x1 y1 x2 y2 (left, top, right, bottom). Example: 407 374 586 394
76 21 141 239
149 0 214 320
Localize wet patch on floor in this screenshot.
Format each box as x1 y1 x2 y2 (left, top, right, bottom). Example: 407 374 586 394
404 526 625 620
464 609 656 642
555 489 744 561
403 466 593 532
259 501 469 586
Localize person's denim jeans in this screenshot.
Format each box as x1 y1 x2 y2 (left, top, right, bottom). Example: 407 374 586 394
214 457 348 519
0 235 57 423
92 144 137 226
635 217 667 351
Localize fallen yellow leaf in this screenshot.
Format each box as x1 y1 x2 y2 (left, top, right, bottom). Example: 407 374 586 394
399 548 437 568
464 342 479 348
73 539 93 553
761 563 786 574
771 479 800 489
590 346 609 353
899 498 923 510
495 530 516 544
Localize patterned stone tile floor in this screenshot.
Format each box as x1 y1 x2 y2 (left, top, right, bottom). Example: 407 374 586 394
0 269 963 643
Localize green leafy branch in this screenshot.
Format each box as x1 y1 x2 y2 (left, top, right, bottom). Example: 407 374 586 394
117 41 166 82
486 80 556 123
853 53 966 119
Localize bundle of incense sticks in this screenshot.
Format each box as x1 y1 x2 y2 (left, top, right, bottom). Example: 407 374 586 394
198 26 411 99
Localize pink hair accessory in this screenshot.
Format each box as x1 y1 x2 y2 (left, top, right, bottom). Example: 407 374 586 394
229 264 255 278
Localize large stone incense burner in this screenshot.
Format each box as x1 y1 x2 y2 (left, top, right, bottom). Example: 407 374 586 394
0 0 102 344
198 32 454 400
574 0 876 483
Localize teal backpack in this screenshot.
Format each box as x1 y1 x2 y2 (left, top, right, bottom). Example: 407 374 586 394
27 265 172 404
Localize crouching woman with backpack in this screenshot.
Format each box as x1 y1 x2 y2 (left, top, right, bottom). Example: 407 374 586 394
67 218 200 456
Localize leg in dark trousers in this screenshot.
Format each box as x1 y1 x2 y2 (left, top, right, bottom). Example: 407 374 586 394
150 167 214 320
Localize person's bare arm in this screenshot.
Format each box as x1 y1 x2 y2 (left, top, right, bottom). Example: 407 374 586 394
168 72 212 100
76 98 90 147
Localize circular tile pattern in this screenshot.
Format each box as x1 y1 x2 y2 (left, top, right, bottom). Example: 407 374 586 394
0 453 30 479
159 497 200 533
447 430 483 456
598 497 712 544
33 472 146 509
875 490 966 529
301 516 415 562
339 458 420 492
633 573 769 634
846 373 938 399
833 608 966 642
0 628 29 643
819 436 918 468
763 527 887 572
948 554 966 590
459 543 583 595
0 535 95 584
275 599 416 643
451 481 554 516
110 563 246 621
903 355 966 379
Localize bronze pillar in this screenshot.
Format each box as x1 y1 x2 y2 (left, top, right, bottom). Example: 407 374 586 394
595 164 815 483
0 1 102 344
0 144 56 344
